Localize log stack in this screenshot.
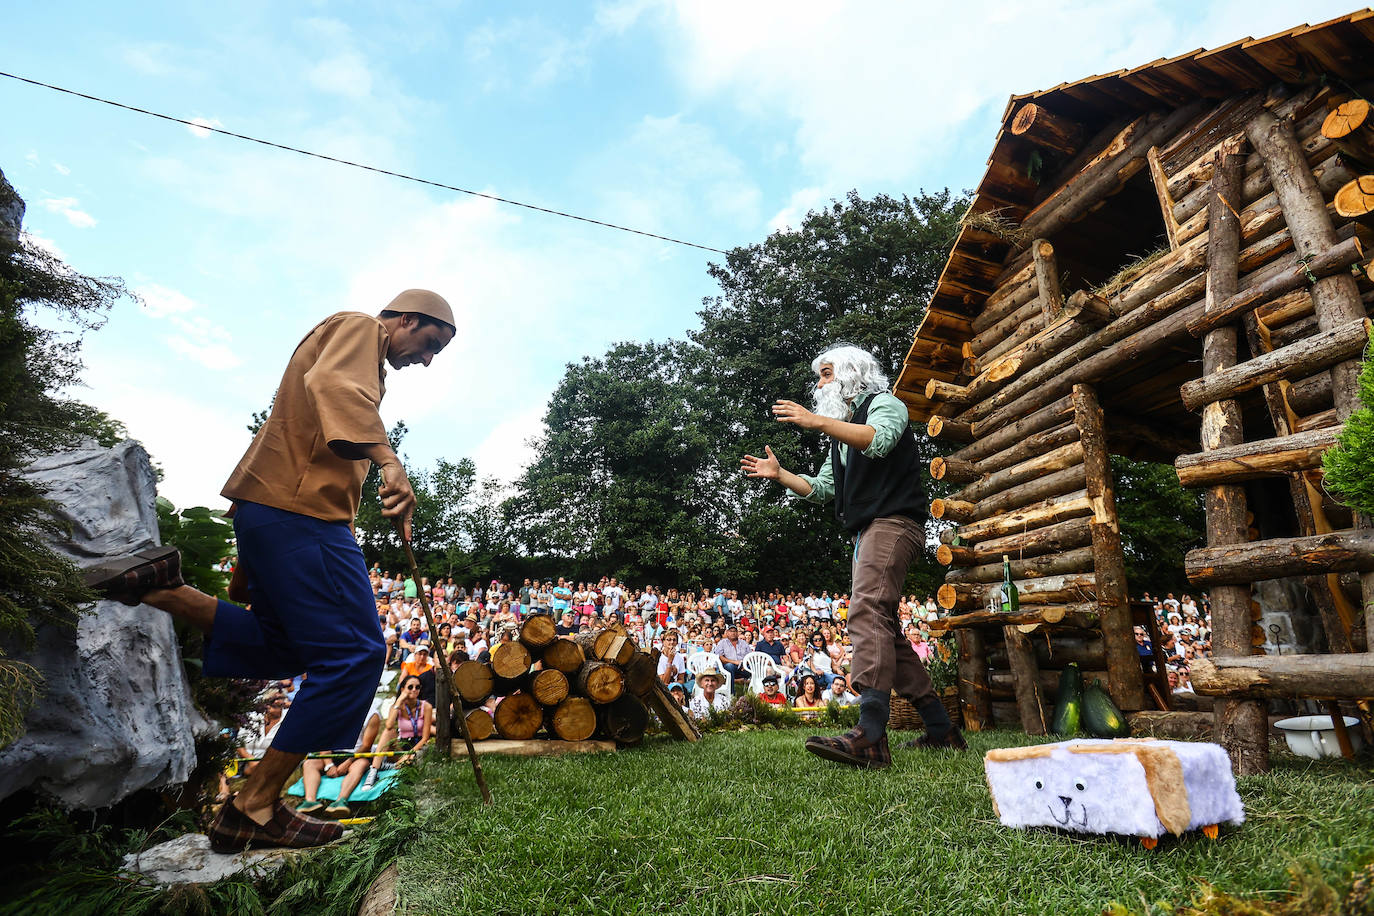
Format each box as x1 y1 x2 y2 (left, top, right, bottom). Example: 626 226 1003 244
445 621 699 748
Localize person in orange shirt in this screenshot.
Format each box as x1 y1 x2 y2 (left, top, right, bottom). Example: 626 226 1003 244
400 644 436 680
85 290 455 852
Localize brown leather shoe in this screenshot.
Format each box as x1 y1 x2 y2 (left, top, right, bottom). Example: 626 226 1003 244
804 727 892 769
902 727 969 751
207 797 344 853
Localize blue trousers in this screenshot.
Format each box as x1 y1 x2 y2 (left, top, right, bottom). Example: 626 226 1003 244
205 501 385 754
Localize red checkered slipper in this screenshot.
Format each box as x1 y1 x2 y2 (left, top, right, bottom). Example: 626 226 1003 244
207 797 344 853
82 546 184 606
804 727 892 769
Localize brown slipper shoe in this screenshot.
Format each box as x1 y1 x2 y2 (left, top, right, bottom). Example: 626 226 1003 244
82 546 184 606
207 796 344 853
804 727 892 769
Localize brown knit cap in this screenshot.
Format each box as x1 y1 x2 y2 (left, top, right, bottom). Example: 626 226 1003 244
384 289 456 331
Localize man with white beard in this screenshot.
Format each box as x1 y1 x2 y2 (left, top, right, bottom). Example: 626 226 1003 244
741 343 965 769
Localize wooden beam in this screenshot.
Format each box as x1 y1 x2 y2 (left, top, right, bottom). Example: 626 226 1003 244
1174 425 1344 487
944 545 1097 582
956 630 992 732
1191 653 1374 700
959 394 1073 461
1146 145 1182 250
1031 239 1065 323
1179 318 1371 411
926 414 974 443
1186 530 1374 586
939 516 1093 566
1004 625 1048 735
1072 383 1144 712
1010 102 1084 156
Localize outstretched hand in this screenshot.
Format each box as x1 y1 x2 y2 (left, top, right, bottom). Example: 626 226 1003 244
772 399 823 430
740 445 781 480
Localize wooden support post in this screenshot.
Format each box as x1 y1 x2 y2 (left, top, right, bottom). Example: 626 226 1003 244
1200 149 1268 775
1031 239 1065 323
1249 108 1374 649
1071 383 1144 712
435 660 452 758
1003 626 1048 735
1146 146 1182 250
956 629 992 732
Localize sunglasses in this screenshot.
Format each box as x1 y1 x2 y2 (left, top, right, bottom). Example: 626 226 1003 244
404 684 421 690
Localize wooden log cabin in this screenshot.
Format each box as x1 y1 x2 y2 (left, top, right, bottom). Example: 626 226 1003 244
894 11 1374 774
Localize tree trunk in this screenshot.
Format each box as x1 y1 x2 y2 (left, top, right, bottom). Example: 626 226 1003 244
1186 530 1374 585
942 515 1094 566
944 545 1096 582
960 394 1074 463
1010 103 1083 155
966 294 1111 403
1180 318 1371 411
490 641 532 680
976 422 1081 477
967 298 1042 361
938 573 1097 612
1032 239 1065 323
956 629 992 732
1191 654 1374 699
1286 370 1333 416
925 378 976 407
452 659 494 705
987 634 1105 669
574 660 625 704
1197 148 1268 774
1072 384 1145 712
952 441 1084 505
1003 625 1048 734
1187 236 1365 337
530 668 570 706
598 694 650 746
929 456 980 484
933 603 1099 632
926 414 974 443
621 652 659 698
519 614 557 651
955 493 1093 545
575 629 636 666
463 707 494 741
1175 424 1344 487
548 696 597 741
972 259 1038 333
930 498 977 524
542 638 587 674
643 681 700 742
493 693 543 740
988 668 1111 699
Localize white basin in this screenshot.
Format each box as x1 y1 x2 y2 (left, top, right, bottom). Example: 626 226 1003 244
1273 715 1365 759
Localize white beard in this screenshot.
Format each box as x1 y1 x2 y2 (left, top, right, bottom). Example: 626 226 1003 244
813 382 851 420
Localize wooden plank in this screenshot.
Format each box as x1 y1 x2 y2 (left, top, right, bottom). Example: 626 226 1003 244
1191 654 1374 700
449 738 617 758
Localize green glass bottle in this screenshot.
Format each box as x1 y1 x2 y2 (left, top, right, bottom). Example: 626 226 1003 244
1000 555 1019 614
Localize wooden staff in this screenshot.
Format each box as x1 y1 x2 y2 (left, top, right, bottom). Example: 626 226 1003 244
396 522 492 805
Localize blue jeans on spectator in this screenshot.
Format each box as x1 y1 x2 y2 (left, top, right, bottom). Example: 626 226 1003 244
722 661 743 681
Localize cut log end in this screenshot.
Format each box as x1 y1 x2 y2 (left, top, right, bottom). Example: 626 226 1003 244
1322 99 1372 140
1334 175 1374 219
936 543 954 566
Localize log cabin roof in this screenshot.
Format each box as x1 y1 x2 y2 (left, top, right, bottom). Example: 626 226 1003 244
895 8 1374 423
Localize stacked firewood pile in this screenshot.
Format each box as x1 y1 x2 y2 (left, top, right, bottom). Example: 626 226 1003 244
447 617 698 746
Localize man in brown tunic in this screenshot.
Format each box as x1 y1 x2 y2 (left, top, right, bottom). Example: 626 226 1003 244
87 289 455 850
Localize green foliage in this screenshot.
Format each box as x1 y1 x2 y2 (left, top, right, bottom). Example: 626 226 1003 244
1113 455 1206 594
925 635 958 692
509 190 968 592
1324 348 1374 517
0 176 130 749
155 498 233 596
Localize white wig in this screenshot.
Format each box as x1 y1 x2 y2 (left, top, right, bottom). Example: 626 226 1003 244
811 344 890 403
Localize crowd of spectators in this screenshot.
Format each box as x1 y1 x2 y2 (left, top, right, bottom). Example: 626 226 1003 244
1136 591 1214 695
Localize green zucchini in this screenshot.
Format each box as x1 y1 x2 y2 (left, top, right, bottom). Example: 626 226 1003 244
1050 662 1083 736
1083 678 1130 738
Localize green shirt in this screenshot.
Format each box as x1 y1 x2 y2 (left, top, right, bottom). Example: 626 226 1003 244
793 392 911 506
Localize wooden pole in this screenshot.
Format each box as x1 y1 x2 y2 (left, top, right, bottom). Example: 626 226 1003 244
1249 108 1374 646
1191 654 1374 699
1174 424 1343 487
1198 149 1268 775
1031 239 1065 323
1187 529 1374 585
955 629 992 731
1003 625 1048 735
1070 383 1144 711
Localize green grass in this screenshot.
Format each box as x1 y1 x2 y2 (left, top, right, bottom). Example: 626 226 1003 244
398 729 1374 916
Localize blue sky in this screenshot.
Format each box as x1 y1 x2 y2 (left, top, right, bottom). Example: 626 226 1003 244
3 0 1359 508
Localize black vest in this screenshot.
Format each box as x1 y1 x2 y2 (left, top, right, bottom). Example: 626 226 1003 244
829 394 927 534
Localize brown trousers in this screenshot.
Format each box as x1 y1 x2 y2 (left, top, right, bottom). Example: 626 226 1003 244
847 514 937 704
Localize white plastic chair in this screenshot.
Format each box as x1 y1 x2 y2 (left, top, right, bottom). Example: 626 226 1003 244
742 651 784 695
685 651 731 700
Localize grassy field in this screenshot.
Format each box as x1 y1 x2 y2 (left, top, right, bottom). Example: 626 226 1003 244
396 727 1374 916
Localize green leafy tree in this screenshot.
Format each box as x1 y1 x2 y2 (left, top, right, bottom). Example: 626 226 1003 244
1112 456 1206 594
1323 348 1374 517
0 171 130 747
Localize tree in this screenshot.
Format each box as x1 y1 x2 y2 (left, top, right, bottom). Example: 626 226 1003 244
1323 348 1374 516
0 170 131 747
1112 456 1206 594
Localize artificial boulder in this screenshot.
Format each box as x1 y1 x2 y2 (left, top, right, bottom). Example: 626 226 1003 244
0 440 199 808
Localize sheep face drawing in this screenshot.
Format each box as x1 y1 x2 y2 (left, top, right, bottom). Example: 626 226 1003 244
984 739 1245 841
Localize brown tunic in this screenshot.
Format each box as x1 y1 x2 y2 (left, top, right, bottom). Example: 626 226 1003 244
222 312 389 523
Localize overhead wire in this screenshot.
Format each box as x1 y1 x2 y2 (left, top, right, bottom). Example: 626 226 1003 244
1 69 939 305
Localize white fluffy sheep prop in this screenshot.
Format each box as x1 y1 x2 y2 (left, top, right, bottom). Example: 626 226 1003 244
984 738 1244 848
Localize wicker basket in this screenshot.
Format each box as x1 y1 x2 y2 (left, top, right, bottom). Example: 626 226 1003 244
889 689 964 732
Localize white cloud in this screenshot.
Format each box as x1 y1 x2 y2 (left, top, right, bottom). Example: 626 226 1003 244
594 0 662 34
52 163 70 176
307 51 374 99
187 117 223 139
21 229 66 262
25 151 39 166
470 404 547 485
40 197 97 228
768 186 825 233
134 284 241 370
138 283 197 318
